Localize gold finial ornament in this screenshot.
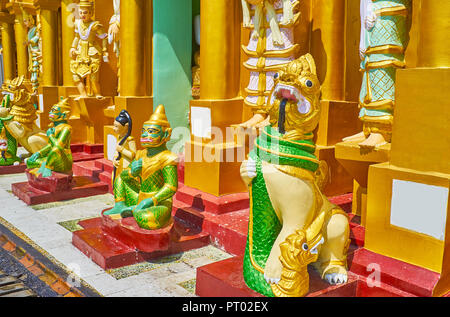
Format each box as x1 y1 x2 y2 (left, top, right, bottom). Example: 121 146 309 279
145 105 170 128
79 0 94 9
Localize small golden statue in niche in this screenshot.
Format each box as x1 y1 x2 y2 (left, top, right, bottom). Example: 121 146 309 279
70 0 109 100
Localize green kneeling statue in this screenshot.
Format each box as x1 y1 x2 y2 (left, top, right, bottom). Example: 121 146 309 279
105 105 178 231
27 98 73 177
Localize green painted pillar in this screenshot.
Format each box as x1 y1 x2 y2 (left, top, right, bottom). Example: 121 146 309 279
153 0 193 150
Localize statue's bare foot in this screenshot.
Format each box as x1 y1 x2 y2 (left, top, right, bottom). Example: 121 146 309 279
358 133 387 149
323 265 348 285
342 131 366 143
255 116 270 129
264 255 282 285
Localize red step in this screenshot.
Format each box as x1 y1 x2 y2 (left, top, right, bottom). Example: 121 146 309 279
94 158 114 174
71 143 104 162
195 248 419 297
72 215 211 270
173 200 248 256
0 164 27 175
72 160 102 181
175 184 249 215
12 176 109 205
349 248 440 297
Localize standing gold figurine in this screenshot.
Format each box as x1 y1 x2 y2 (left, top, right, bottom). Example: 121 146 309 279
70 0 109 100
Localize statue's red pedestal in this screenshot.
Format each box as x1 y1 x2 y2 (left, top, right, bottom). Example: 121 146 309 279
11 169 109 205
72 209 210 270
0 164 27 175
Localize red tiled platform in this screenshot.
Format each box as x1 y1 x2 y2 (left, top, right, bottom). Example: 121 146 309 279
0 163 27 175
11 169 109 205
196 255 416 297
72 210 210 270
173 196 249 256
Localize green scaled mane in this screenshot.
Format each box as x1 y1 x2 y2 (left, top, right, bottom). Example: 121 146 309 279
0 94 21 166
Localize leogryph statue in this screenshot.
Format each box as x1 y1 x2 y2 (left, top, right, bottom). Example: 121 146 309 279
344 0 411 149
70 0 109 99
0 94 21 166
240 54 350 297
27 98 73 177
0 76 48 155
105 105 178 231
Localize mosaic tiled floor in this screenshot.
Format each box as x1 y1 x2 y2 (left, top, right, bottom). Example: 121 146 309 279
0 173 233 297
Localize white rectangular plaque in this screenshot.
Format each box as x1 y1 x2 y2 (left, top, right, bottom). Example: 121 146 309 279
390 179 449 241
190 106 211 138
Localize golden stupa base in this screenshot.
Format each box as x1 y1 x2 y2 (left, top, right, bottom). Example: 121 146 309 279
68 96 114 144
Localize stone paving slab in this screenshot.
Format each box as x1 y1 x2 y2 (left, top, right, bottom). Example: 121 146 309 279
0 173 232 297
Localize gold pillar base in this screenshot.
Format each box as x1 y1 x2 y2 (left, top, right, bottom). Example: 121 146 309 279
335 141 391 188
184 139 247 196
315 145 353 197
315 100 361 147
185 97 245 197
366 162 450 278
36 86 60 131
69 97 114 144
351 179 367 227
57 86 79 99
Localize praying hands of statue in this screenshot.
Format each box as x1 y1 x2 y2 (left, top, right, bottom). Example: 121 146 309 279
135 198 155 212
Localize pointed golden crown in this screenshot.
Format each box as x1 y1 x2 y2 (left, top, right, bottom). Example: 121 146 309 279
144 105 170 128
55 97 71 113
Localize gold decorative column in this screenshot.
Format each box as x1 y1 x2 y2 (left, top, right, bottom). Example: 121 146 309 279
103 0 153 160
60 0 74 87
39 6 58 86
184 0 245 196
12 10 28 78
0 13 16 81
35 0 61 132
416 0 450 68
310 0 361 197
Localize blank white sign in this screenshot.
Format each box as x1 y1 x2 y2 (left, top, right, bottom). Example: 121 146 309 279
107 134 117 161
390 179 449 241
191 106 211 138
